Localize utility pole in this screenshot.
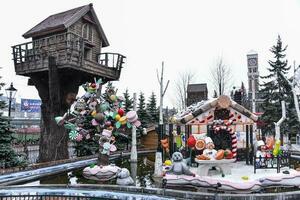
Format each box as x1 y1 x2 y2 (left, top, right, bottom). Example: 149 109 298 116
154 61 169 177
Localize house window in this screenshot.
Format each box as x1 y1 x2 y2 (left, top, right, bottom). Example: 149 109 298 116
82 23 93 42
84 47 92 60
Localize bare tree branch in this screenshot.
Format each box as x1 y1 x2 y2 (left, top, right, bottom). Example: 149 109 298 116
173 70 195 110
210 57 233 96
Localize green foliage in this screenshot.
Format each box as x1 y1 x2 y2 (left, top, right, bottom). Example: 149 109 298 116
137 92 149 127
12 133 40 145
73 114 99 157
0 79 24 168
123 89 133 113
260 35 298 137
146 92 158 124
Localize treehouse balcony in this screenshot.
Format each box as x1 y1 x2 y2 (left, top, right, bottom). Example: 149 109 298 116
12 32 125 81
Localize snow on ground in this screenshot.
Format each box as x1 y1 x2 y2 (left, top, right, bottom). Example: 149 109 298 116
189 161 291 183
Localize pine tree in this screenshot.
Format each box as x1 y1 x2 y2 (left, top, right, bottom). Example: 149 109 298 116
147 92 158 124
0 80 22 168
123 89 133 113
137 92 149 127
240 82 248 108
260 35 295 136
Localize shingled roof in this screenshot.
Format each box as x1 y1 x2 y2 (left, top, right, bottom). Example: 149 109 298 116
23 3 109 47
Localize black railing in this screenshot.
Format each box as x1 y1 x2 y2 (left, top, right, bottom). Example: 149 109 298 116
254 151 290 173
0 195 112 200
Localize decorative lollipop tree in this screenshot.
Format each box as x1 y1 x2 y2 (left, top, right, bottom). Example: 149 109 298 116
55 79 141 182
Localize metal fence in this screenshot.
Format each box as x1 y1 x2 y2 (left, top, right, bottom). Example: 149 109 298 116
0 195 112 200
254 151 290 173
13 144 76 164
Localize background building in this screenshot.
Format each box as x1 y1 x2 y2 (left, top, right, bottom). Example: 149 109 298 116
187 83 208 106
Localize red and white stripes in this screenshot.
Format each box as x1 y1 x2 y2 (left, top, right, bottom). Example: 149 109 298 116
227 127 237 159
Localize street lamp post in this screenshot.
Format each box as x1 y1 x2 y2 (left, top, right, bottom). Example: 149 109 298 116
5 82 17 125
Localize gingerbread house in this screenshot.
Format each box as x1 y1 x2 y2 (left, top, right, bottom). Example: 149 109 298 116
170 95 258 159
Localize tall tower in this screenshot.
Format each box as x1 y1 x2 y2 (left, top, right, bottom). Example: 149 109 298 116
247 50 259 112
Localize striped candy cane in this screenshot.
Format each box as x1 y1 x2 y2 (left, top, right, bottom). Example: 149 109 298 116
229 128 237 159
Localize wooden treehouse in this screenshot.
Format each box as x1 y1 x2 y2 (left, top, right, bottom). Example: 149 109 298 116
12 3 125 82
11 4 126 162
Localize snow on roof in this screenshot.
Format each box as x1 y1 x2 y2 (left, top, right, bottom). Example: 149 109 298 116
171 95 258 124
247 50 258 55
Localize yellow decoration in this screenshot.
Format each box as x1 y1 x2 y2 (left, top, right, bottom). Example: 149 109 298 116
164 160 172 166
115 114 121 121
91 110 97 117
273 139 281 156
119 116 127 125
110 95 117 102
241 176 249 180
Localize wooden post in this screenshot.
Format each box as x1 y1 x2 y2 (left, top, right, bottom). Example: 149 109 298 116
176 125 181 152
246 125 249 165
154 61 169 177
130 93 137 184
185 125 189 158
169 124 174 156
250 125 254 165
130 93 137 163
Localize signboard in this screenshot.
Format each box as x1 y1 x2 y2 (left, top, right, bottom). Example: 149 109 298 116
21 99 41 113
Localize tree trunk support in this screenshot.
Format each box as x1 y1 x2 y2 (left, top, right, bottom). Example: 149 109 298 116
31 56 82 162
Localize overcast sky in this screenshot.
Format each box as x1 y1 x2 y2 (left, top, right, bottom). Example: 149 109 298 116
1 0 300 108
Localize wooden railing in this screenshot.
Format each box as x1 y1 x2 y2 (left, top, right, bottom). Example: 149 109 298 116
12 33 125 78
98 52 126 71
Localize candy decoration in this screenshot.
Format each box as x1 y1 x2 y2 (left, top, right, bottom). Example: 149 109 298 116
175 134 182 148
110 95 117 102
119 116 127 125
229 128 237 159
187 135 196 148
115 114 121 121
215 150 224 160
164 160 172 166
126 111 141 127
56 80 142 166
195 139 205 150
76 134 83 142
118 108 125 116
91 119 99 126
206 115 213 120
69 130 78 140
266 135 275 150
110 144 117 152
273 140 281 156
